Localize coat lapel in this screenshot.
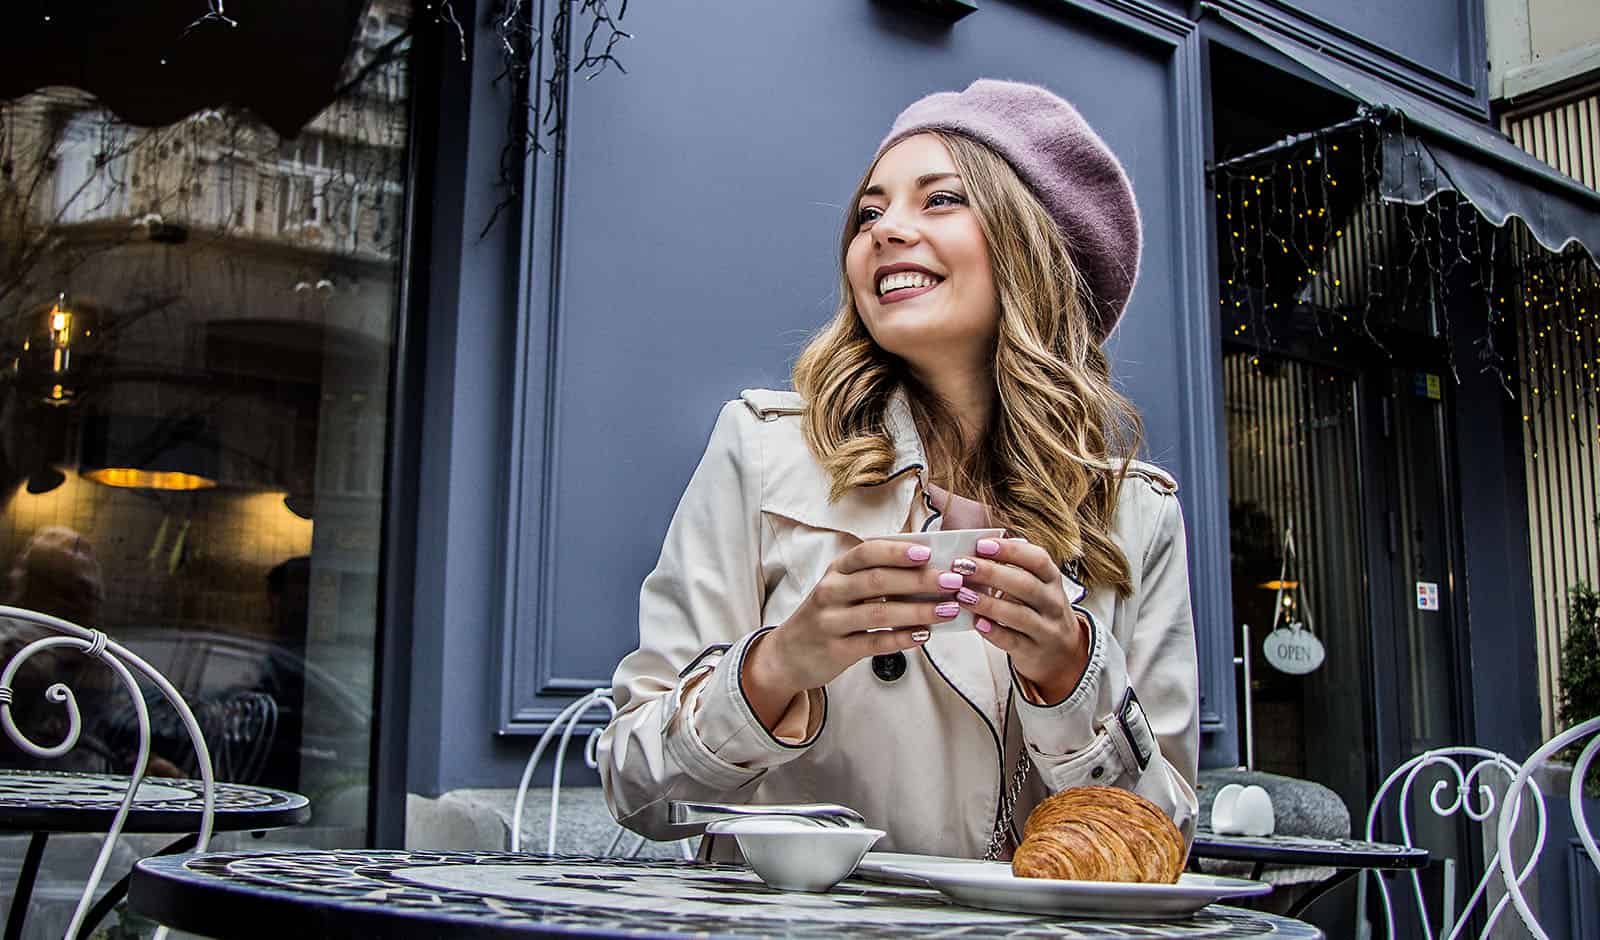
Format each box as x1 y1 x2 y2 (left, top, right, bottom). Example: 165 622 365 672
921 629 1007 730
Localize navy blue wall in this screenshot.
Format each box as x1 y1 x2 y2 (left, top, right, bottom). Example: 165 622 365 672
501 0 1232 751
1222 0 1487 109
404 0 1234 796
1288 0 1474 84
400 0 1503 799
403 1 524 796
1451 326 1542 761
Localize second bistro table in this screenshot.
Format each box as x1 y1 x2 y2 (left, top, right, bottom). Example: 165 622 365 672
0 769 311 940
1188 830 1430 918
131 850 1324 940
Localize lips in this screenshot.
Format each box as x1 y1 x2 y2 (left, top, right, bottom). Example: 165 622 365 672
874 263 944 304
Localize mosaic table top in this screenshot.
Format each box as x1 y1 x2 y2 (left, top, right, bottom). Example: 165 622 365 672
0 769 310 834
131 851 1323 940
1191 830 1430 870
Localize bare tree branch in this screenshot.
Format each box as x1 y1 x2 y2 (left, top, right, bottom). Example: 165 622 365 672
479 0 631 237
332 27 416 104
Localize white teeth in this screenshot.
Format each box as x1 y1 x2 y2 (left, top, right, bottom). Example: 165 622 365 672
877 271 940 296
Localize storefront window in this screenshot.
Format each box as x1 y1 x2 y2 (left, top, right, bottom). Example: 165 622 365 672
0 0 413 848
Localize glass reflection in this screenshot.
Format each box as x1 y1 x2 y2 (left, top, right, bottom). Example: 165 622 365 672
0 0 412 851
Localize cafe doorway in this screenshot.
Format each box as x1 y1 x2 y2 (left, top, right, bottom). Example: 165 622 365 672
1224 340 1475 933
1207 45 1497 931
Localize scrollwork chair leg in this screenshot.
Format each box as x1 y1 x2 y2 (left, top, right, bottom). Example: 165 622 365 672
4 832 48 940
74 833 200 940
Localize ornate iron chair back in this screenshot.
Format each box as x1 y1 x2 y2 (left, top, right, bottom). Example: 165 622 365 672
97 687 279 785
1359 746 1536 940
1493 715 1600 940
0 605 215 940
510 688 692 859
202 689 278 785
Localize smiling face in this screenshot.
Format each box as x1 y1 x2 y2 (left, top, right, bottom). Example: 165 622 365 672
845 134 999 375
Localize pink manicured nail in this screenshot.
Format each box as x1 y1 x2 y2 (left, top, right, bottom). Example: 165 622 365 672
937 572 964 590
911 629 931 642
907 544 932 562
935 602 960 618
976 539 1001 557
974 617 994 634
957 587 980 605
952 557 977 576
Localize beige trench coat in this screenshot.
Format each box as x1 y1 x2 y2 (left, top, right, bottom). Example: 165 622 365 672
598 388 1200 859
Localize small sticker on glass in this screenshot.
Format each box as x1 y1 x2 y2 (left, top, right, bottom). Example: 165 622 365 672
1416 581 1440 611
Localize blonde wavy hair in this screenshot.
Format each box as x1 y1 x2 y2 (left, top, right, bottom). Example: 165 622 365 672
792 132 1143 595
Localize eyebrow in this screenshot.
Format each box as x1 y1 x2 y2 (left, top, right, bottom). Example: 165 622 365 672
861 172 964 198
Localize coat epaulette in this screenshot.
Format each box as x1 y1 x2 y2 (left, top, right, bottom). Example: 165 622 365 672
1123 459 1179 495
739 388 805 419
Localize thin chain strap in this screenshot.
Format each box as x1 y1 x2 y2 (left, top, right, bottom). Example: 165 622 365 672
983 748 1034 860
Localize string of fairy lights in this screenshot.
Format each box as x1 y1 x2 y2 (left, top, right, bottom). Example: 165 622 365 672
1516 243 1600 457
1211 108 1600 448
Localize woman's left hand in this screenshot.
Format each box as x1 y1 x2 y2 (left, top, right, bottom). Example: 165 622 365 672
954 537 1090 703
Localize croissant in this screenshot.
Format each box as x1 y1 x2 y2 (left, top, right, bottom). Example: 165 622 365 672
1012 786 1185 883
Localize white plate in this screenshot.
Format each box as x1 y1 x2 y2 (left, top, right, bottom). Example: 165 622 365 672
856 852 995 886
874 858 1271 919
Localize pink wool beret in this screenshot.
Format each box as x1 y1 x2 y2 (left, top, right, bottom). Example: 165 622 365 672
875 79 1142 342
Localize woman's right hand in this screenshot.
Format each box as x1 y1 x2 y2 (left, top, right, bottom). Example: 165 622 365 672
741 540 963 729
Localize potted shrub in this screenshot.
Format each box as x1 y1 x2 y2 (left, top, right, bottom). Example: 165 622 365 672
1561 581 1600 796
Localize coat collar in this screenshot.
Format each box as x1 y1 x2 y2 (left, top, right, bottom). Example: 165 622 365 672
881 387 927 476
756 387 927 543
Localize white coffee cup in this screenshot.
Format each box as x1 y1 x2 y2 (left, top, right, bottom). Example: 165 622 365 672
877 528 1005 634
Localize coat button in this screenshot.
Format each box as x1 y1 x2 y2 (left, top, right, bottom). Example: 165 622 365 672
871 652 907 682
1091 766 1105 779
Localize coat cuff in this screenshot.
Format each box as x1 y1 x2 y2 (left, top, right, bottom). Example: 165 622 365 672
687 627 826 771
1013 604 1109 757
1015 606 1162 793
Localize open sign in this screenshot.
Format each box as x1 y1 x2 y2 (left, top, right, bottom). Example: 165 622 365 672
1263 622 1326 675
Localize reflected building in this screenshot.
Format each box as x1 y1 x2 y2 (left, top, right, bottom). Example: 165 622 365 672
0 0 411 843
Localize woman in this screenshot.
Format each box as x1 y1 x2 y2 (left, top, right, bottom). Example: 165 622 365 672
599 80 1199 860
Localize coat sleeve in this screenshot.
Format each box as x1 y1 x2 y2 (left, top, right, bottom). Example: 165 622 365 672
597 401 825 840
1010 493 1201 844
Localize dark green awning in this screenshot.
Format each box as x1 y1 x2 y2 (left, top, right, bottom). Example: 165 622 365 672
0 0 367 139
1212 7 1600 265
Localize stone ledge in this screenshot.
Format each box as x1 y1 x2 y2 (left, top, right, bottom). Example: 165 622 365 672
1195 768 1350 886
405 786 694 859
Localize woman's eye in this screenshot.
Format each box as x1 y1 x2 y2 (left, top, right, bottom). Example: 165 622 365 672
928 191 966 208
856 206 882 226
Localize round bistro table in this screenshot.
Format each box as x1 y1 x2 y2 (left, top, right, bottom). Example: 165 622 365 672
131 850 1324 939
0 769 310 940
1189 831 1429 918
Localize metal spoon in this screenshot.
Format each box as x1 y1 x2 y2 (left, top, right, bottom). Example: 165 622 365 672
668 800 866 830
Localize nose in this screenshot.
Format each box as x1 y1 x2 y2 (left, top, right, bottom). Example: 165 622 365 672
872 205 919 248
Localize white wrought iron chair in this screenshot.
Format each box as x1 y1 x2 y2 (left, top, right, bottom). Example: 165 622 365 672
0 605 216 940
1358 745 1529 939
510 687 693 860
1357 715 1600 939
1494 715 1600 940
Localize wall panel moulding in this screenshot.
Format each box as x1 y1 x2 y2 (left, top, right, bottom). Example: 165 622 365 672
882 0 979 22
